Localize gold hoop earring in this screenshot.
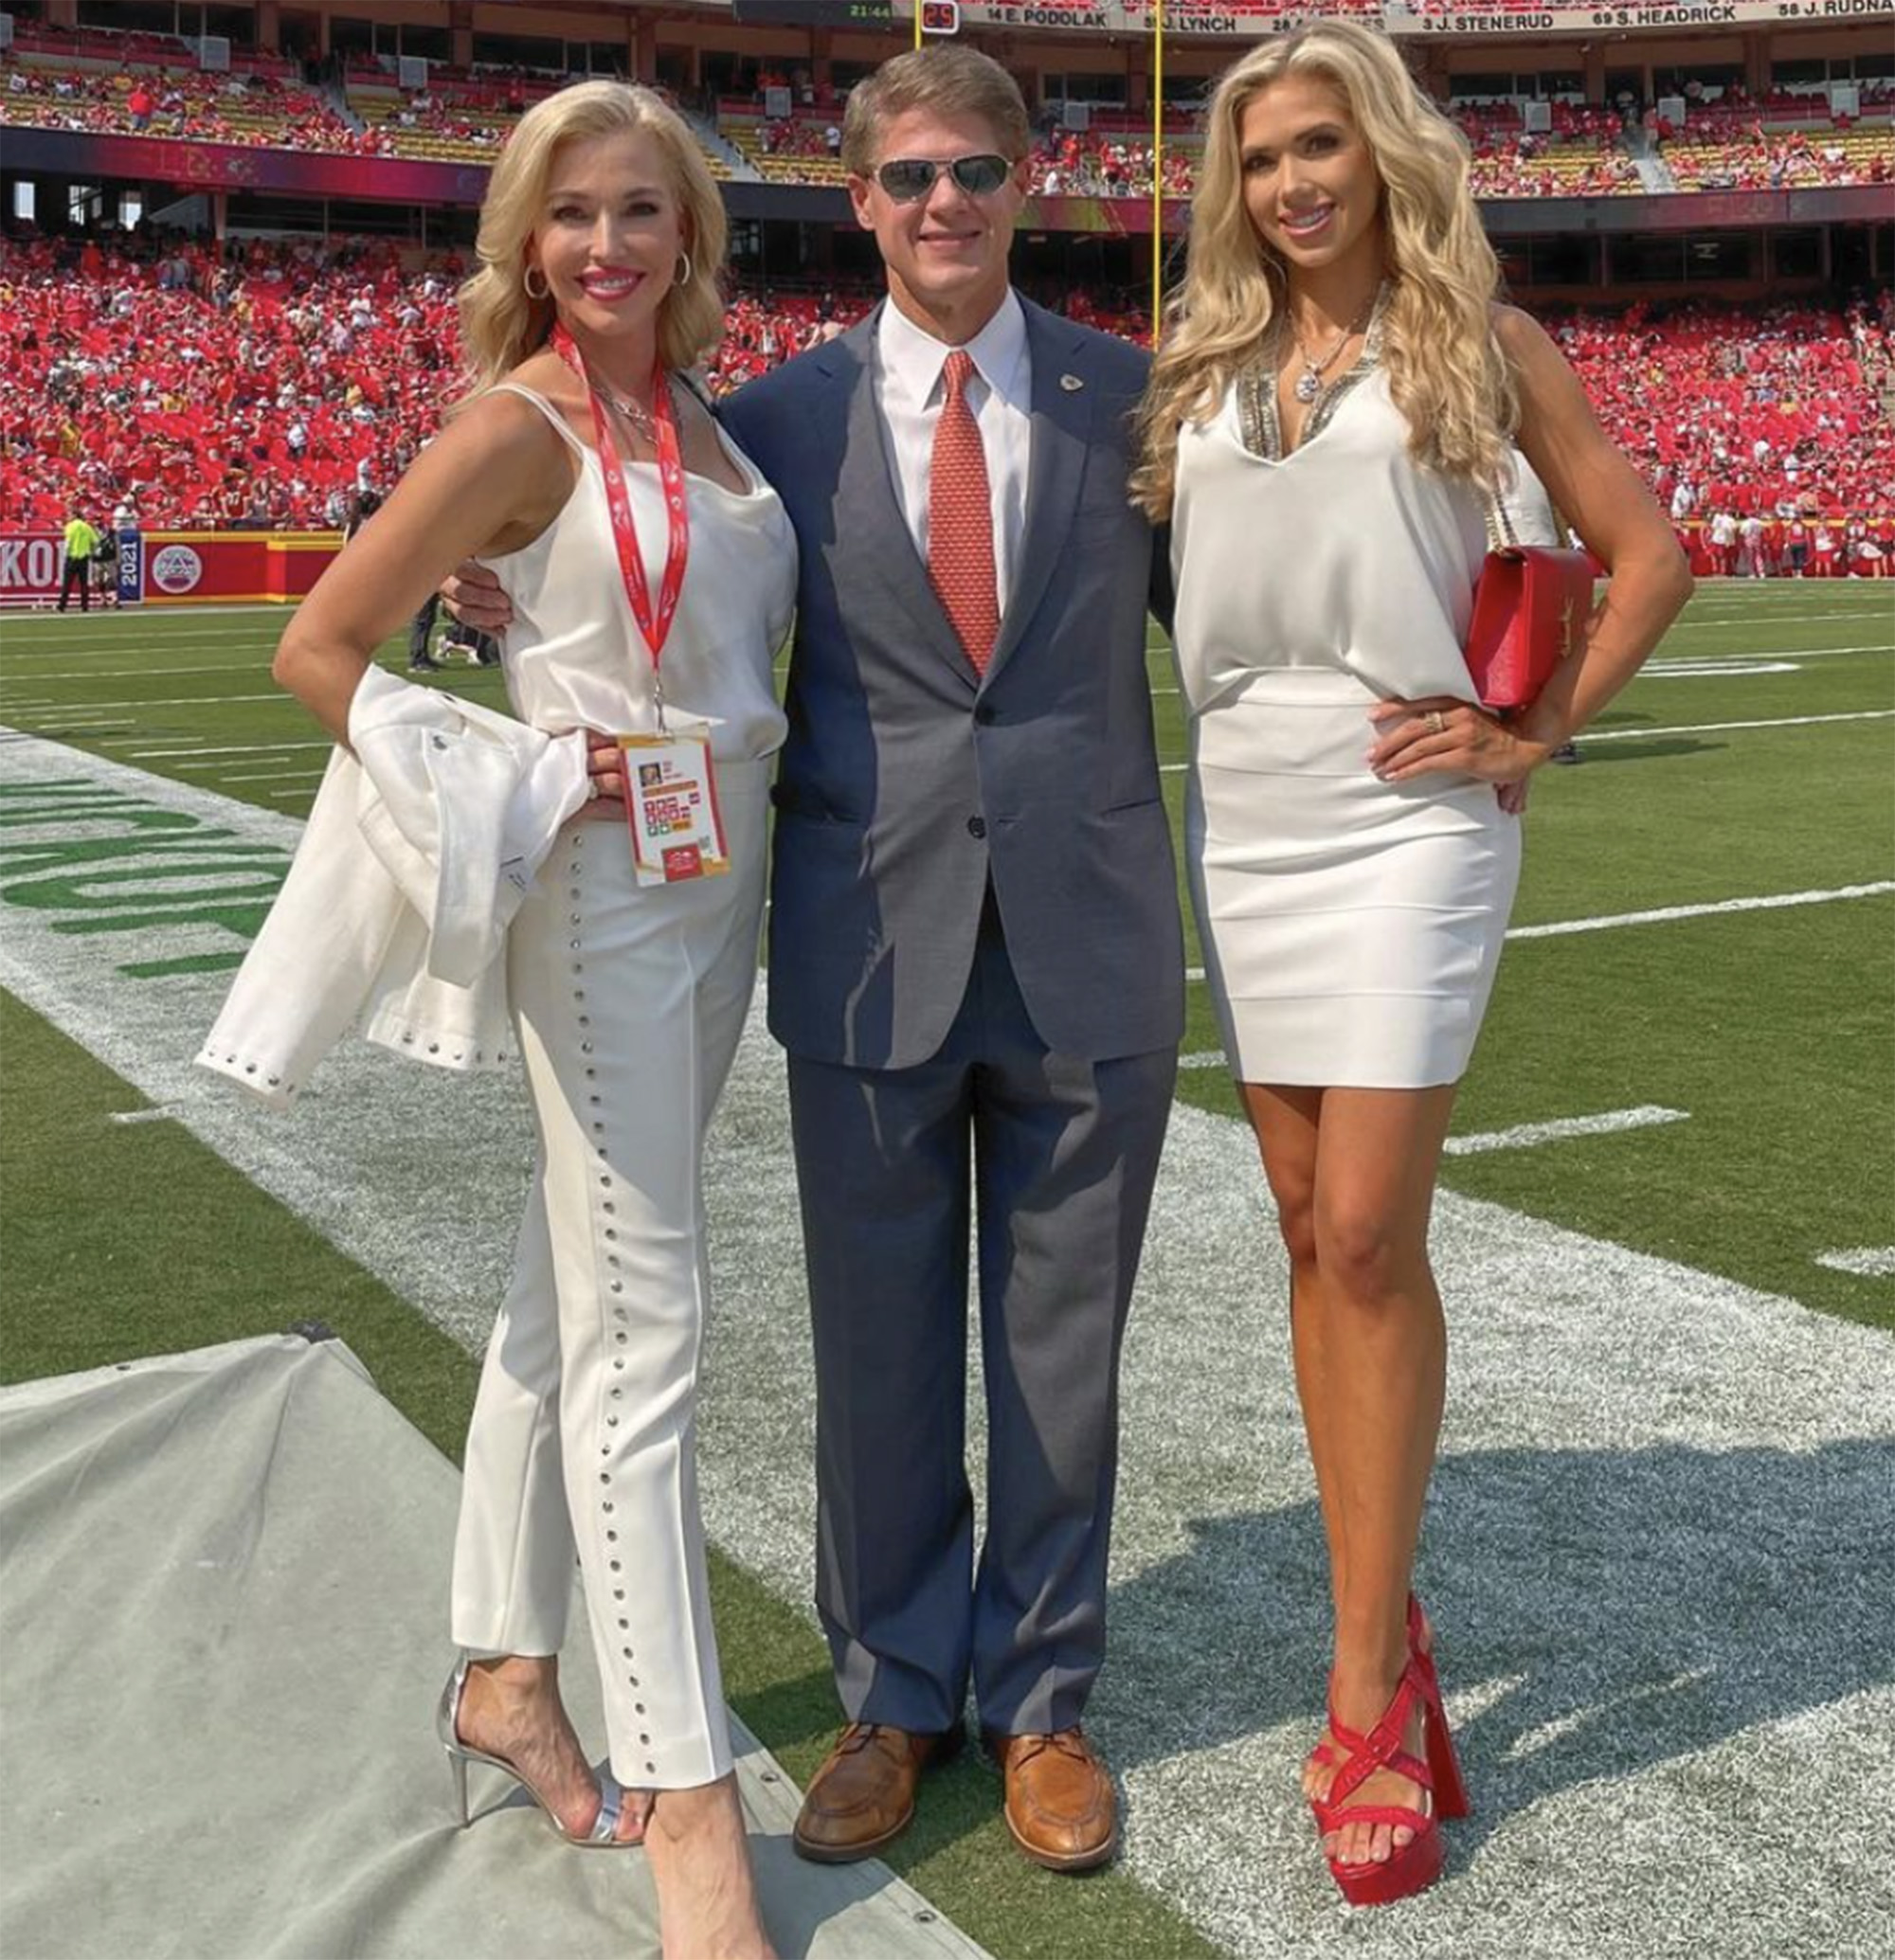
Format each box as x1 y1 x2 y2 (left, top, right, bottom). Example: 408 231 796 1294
673 251 693 287
522 264 550 300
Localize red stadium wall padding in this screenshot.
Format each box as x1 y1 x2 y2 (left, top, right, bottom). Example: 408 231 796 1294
0 532 340 607
142 531 341 606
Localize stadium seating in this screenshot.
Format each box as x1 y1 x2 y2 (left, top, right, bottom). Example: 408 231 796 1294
7 225 1889 557
723 112 850 187
1028 130 1194 199
339 60 731 177
1663 120 1895 191
11 12 1890 198
0 47 348 149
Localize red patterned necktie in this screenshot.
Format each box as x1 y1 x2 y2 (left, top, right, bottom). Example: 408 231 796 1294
928 349 999 676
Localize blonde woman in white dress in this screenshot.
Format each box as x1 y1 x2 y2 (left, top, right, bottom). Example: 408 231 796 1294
1133 22 1689 1907
273 81 790 1960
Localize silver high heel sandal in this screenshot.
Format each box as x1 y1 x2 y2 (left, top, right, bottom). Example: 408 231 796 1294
437 1655 643 1849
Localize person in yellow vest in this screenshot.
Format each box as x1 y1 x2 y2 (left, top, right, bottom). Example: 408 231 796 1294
58 512 100 614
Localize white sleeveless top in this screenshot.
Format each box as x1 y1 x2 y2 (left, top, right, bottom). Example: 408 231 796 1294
482 381 796 764
1171 367 1490 717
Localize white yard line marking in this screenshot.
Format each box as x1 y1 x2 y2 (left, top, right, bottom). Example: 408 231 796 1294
1178 1050 1227 1070
1508 883 1895 940
0 664 272 684
1442 1106 1688 1157
0 603 292 629
1641 661 1801 677
1647 644 1889 665
107 1107 180 1126
1669 610 1894 627
0 629 288 656
4 693 289 712
1585 710 1894 741
215 768 328 784
108 739 333 756
1814 1248 1895 1278
1181 881 1895 981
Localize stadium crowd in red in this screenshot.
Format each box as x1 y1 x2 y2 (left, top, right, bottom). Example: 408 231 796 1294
1545 297 1895 574
4 227 1888 570
3 232 459 533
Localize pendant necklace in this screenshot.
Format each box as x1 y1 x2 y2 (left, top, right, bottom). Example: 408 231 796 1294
1290 290 1379 405
592 374 673 444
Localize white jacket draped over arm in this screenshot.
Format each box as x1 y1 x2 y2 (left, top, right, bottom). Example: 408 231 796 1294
198 664 589 1110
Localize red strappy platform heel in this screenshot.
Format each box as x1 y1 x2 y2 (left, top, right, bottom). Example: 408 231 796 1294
1304 1593 1437 1815
1312 1642 1470 1907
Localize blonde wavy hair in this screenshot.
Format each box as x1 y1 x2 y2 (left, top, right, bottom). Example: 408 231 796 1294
1131 21 1516 520
458 81 727 395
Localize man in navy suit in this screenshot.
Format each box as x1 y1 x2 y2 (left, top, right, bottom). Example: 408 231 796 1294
719 46 1182 1873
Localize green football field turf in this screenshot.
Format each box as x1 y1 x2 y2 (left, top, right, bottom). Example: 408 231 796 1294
0 579 1889 1960
4 580 1890 1331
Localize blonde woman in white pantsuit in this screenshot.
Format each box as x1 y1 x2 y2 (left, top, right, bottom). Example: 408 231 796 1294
272 81 791 1960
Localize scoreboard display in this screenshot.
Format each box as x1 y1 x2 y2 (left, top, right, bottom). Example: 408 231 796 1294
730 0 897 24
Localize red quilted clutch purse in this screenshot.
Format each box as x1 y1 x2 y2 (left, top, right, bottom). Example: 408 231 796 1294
1464 495 1595 711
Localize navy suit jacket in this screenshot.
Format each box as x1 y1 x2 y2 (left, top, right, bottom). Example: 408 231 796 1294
721 297 1183 1070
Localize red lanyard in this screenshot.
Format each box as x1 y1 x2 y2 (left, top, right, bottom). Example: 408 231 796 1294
551 325 689 713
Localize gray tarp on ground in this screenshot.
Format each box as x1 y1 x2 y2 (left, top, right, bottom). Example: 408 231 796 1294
0 1333 987 1960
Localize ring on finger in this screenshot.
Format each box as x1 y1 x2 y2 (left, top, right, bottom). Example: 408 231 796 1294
1426 710 1447 737
587 776 602 802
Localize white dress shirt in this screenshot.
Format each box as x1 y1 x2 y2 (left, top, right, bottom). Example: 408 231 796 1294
876 290 1033 621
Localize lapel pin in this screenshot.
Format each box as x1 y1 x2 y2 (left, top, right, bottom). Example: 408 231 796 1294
1059 373 1085 392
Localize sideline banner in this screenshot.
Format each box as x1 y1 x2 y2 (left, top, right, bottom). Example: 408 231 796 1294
116 530 144 607
1 531 341 607
1385 0 1895 35
0 535 65 608
890 0 1895 38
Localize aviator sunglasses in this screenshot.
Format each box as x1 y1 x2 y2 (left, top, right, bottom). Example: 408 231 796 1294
874 153 1015 202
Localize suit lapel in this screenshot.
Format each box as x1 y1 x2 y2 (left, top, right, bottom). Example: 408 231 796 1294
985 301 1096 687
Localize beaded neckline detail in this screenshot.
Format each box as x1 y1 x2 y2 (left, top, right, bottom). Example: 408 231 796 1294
1236 281 1393 463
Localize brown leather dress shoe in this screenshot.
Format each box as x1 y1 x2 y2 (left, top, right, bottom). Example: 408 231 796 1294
792 1721 964 1863
985 1727 1119 1872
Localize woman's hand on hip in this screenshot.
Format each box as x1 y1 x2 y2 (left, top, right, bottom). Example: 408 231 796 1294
1367 696 1551 792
